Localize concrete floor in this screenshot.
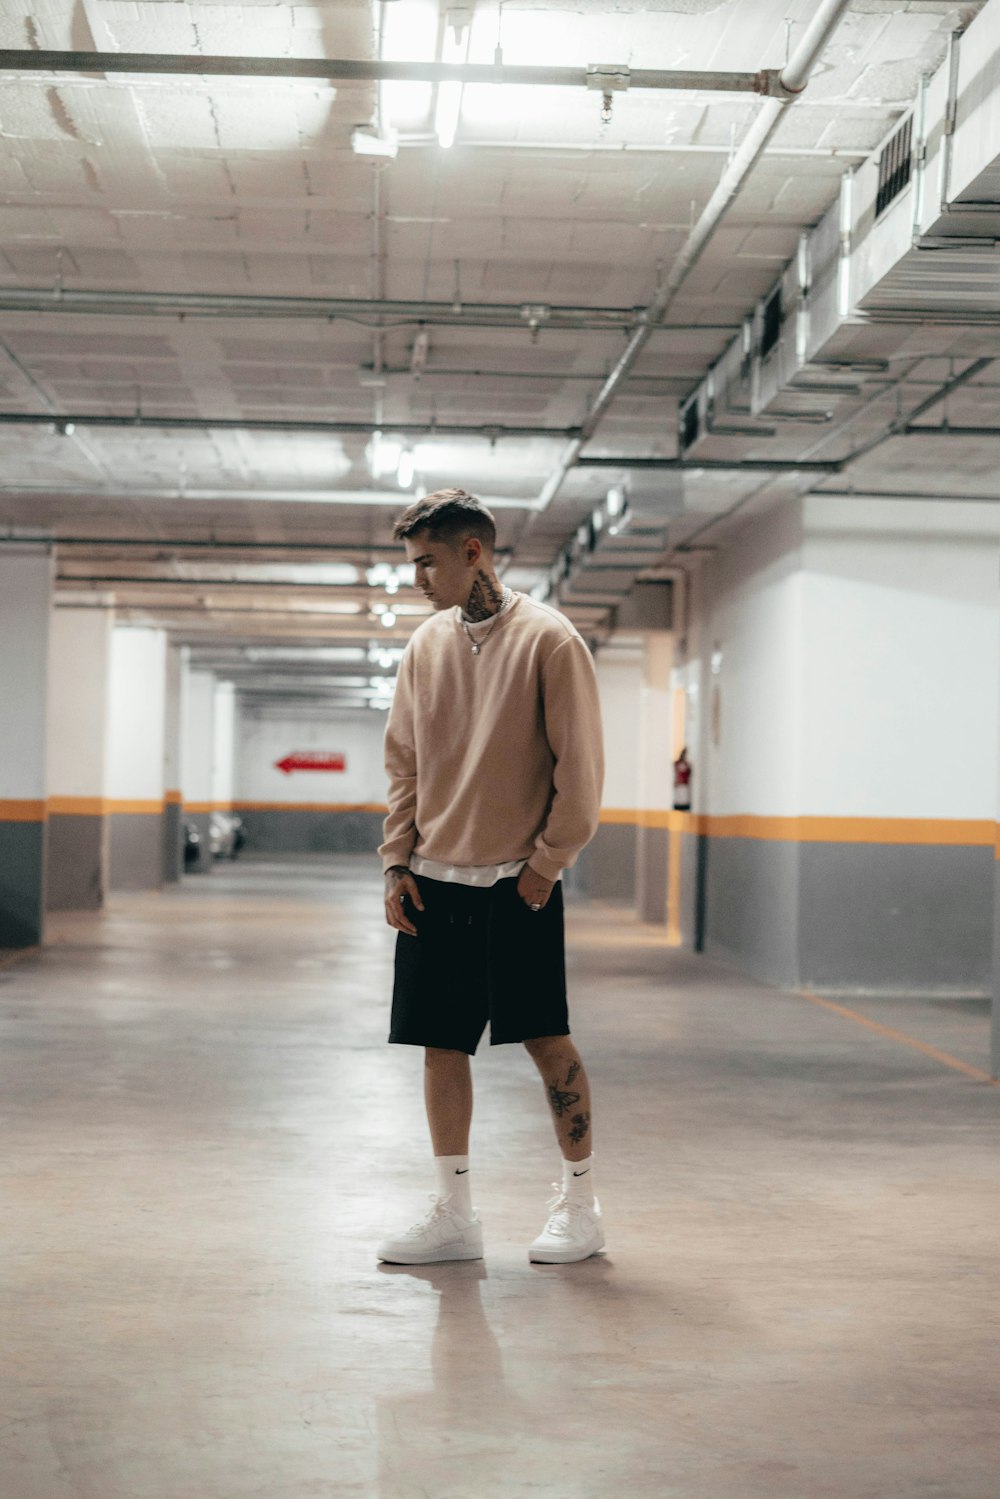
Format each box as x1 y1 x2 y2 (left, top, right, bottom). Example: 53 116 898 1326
2 854 999 1499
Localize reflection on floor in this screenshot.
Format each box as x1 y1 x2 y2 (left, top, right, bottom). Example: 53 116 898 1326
1 854 998 1498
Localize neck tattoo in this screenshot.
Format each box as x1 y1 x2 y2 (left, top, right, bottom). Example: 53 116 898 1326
462 585 511 655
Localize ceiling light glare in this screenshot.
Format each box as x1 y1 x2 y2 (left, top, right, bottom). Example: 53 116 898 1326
384 570 400 595
367 431 403 480
381 609 397 628
606 486 625 517
351 128 399 158
436 9 470 148
397 450 416 489
381 0 436 130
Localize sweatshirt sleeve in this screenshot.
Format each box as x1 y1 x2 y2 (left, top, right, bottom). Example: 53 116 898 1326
529 635 605 883
378 647 419 872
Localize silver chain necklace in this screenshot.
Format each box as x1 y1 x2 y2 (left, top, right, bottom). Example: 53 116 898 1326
462 587 511 655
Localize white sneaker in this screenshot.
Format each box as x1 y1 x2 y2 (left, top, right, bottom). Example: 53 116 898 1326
529 1188 606 1264
377 1195 484 1265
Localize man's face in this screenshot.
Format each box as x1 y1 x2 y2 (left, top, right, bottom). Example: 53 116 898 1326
404 531 479 611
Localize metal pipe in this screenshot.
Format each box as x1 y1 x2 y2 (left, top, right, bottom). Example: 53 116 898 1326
528 0 854 518
0 483 535 508
903 424 1000 436
575 455 841 473
840 357 992 466
0 49 764 92
807 487 1000 504
0 286 693 333
0 411 579 440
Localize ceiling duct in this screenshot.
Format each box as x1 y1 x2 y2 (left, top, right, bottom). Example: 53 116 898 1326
678 1 1000 467
544 478 682 625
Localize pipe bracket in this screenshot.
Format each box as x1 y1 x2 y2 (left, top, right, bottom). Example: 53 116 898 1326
755 67 801 101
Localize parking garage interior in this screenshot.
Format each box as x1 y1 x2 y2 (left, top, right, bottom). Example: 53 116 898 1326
1 2 999 1495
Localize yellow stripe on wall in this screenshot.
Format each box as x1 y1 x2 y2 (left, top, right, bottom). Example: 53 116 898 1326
232 800 388 814
48 796 107 816
0 800 47 822
600 809 995 848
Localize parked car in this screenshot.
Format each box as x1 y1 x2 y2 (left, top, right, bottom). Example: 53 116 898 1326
210 811 245 860
182 820 201 870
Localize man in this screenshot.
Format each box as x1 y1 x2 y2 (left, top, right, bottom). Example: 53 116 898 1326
377 486 605 1266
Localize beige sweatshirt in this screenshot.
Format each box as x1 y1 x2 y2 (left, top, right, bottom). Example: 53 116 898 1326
379 593 604 884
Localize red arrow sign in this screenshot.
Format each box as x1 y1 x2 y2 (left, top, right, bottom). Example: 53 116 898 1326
275 751 346 775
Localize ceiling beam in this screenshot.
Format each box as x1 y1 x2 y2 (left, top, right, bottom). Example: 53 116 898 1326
0 287 739 335
0 411 580 440
576 456 842 473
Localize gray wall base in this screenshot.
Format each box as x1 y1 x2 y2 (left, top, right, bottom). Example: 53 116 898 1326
109 814 164 891
238 809 384 855
47 815 106 911
637 825 669 923
0 820 46 947
990 853 999 1080
163 802 182 884
565 823 637 901
702 835 993 995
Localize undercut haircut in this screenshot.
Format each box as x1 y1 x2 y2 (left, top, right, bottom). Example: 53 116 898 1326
392 488 497 551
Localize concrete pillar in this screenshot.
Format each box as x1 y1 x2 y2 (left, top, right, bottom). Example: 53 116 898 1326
635 633 674 924
182 669 216 872
0 540 53 947
212 680 235 813
572 641 642 901
46 607 113 911
162 645 186 884
107 626 168 890
994 594 1000 1081
686 494 997 994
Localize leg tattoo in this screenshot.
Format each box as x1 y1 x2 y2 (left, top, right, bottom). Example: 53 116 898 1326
548 1083 581 1118
568 1112 591 1146
565 1060 581 1087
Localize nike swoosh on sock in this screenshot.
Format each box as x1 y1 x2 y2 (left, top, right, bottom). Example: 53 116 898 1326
455 1168 470 1175
572 1169 590 1177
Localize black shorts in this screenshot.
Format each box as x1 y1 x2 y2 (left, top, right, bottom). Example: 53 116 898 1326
389 873 569 1055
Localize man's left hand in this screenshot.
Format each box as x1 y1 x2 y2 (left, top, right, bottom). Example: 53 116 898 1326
517 866 555 911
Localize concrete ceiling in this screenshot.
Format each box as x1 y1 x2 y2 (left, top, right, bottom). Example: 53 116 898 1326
0 0 993 704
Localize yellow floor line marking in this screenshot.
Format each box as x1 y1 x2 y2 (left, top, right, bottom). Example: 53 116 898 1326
0 946 39 973
797 988 1000 1089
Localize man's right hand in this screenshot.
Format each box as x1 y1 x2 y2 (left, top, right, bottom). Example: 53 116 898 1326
384 866 425 936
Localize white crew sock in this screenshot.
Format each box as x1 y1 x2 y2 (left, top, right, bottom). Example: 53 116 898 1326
435 1154 473 1218
562 1154 596 1204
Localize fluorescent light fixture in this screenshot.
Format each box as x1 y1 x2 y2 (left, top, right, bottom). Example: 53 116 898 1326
367 431 403 480
381 0 436 130
381 609 397 628
436 9 470 148
397 450 416 489
351 128 399 158
606 485 625 517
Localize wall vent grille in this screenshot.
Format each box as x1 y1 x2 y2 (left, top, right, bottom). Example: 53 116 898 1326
875 114 913 218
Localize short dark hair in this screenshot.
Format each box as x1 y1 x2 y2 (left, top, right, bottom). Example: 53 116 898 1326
392 487 496 551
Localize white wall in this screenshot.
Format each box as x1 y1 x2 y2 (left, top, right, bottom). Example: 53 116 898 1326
163 645 186 797
595 636 675 813
694 499 805 816
0 542 53 801
685 494 999 822
235 707 390 805
106 626 167 801
212 682 235 807
800 495 999 818
638 633 674 814
182 670 216 805
47 607 112 800
594 649 643 810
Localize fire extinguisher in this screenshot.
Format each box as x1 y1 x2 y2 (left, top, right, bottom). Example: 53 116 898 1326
673 746 692 811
